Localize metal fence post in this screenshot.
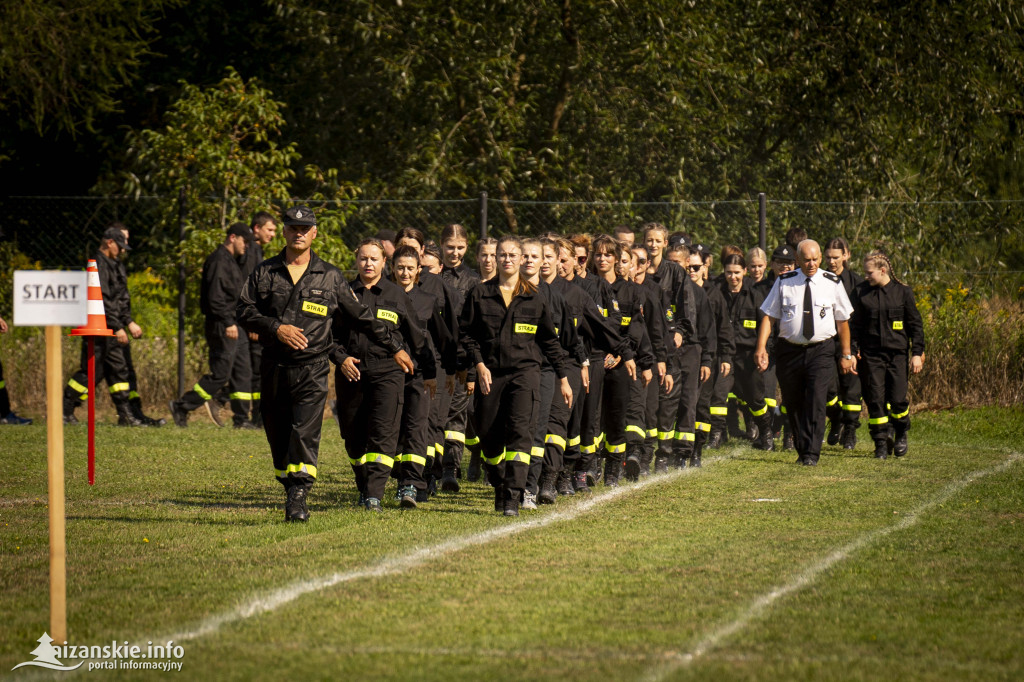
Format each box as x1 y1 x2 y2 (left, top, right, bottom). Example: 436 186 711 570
759 192 767 252
177 187 186 396
479 191 488 239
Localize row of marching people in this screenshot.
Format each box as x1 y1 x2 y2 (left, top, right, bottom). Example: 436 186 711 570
234 205 924 522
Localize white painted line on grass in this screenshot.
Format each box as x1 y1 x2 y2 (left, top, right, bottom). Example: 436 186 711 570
163 461 716 644
644 452 1023 682
751 498 782 502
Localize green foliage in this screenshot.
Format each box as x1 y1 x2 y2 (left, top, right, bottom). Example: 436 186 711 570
127 268 178 339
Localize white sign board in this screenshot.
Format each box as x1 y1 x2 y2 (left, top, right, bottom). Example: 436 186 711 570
13 271 89 327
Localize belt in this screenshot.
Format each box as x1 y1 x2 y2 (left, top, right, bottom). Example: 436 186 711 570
780 337 834 349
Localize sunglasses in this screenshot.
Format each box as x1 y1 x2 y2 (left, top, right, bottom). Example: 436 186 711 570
687 264 703 272
577 256 588 264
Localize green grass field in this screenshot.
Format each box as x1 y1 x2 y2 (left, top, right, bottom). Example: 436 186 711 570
2 407 1023 680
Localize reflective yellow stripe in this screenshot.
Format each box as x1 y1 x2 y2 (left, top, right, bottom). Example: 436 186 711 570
514 323 537 334
531 446 545 460
568 435 581 447
675 431 695 442
625 424 647 438
193 383 212 400
601 308 609 317
710 406 728 416
229 392 252 400
890 407 909 420
646 428 658 438
580 444 597 454
109 382 130 394
826 395 839 407
749 405 768 417
129 390 140 400
68 378 88 395
743 319 757 329
400 454 427 466
596 433 606 447
504 451 531 464
545 434 567 450
620 316 632 326
780 406 787 414
252 392 261 400
765 398 777 408
365 452 395 468
283 462 317 478
426 445 435 459
376 308 399 323
696 422 711 432
727 392 737 400
657 430 675 441
445 430 466 443
274 468 287 478
435 443 444 455
893 320 903 330
605 442 626 454
349 454 367 466
0 380 5 390
483 452 504 465
843 402 862 412
869 416 889 425
465 436 480 446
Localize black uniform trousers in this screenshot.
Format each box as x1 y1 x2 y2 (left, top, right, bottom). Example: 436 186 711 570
729 353 769 420
262 357 329 489
577 356 606 474
695 365 719 447
625 366 649 454
656 354 683 459
428 370 453 474
544 361 582 475
668 345 702 462
442 381 470 472
397 373 431 491
641 374 661 467
602 362 634 467
826 351 863 429
248 336 264 423
707 366 732 437
336 362 405 501
860 350 910 444
473 366 540 496
776 337 836 463
178 319 251 424
64 337 132 412
0 359 9 416
526 366 556 494
563 364 588 471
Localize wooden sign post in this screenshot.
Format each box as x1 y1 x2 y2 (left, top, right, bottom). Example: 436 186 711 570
14 270 88 643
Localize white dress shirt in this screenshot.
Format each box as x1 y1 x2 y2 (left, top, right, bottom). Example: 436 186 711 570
760 269 853 344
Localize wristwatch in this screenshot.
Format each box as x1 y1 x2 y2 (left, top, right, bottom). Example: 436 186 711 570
841 354 855 361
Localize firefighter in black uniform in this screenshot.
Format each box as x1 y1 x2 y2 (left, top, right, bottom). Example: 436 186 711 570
690 245 734 463
241 211 278 427
336 239 433 512
0 316 31 424
850 250 925 459
63 227 143 426
459 236 572 516
237 206 413 522
169 223 253 428
823 237 865 449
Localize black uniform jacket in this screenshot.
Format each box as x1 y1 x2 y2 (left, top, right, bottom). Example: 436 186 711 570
722 279 767 352
850 280 925 356
95 251 130 333
441 263 481 299
572 273 623 329
459 279 568 379
637 276 671 364
404 283 453 378
704 281 736 366
201 244 247 327
537 280 583 366
674 277 716 369
610 277 654 370
237 250 402 366
336 276 434 378
650 257 687 302
552 277 632 362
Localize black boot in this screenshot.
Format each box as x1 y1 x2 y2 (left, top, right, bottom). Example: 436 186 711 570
873 439 888 460
603 455 622 487
690 440 703 468
116 401 145 427
440 466 460 493
638 443 654 478
285 484 310 522
624 445 641 482
467 451 482 482
893 425 909 457
654 453 670 474
706 430 723 450
503 488 520 517
131 396 165 426
556 470 575 496
538 470 558 504
756 413 775 451
826 419 842 446
842 424 858 450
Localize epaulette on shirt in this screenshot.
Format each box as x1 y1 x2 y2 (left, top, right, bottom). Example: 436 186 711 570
822 271 840 283
779 270 800 279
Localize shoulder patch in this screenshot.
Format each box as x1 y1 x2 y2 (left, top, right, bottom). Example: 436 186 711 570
822 271 840 283
780 270 800 279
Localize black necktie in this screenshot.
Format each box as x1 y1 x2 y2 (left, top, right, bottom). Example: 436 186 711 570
802 277 814 341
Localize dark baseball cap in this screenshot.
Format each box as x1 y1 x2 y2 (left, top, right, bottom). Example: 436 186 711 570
226 222 253 241
375 228 397 243
102 226 131 251
693 243 712 259
772 244 795 262
282 205 317 227
668 233 691 248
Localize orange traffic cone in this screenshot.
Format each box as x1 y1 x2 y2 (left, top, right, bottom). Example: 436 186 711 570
71 259 114 337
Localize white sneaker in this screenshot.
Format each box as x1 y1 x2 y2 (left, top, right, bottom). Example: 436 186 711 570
522 491 538 510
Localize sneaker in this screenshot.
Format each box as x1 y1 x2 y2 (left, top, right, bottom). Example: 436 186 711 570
204 399 225 427
522 491 538 510
365 497 383 512
0 412 32 425
827 420 842 446
168 400 188 428
63 413 79 425
399 486 418 509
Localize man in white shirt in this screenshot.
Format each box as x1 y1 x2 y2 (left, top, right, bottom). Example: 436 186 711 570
755 240 856 465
